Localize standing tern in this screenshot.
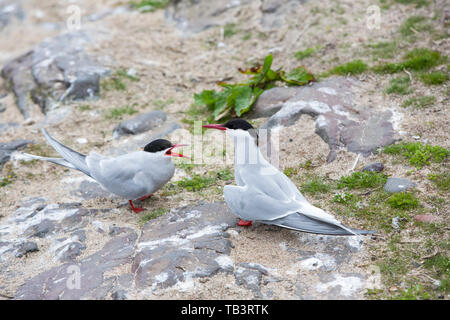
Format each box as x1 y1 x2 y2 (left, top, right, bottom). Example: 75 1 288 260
203 119 374 235
24 129 188 213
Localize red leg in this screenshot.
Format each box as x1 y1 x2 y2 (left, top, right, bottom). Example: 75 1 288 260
238 219 253 227
138 193 153 201
129 200 144 213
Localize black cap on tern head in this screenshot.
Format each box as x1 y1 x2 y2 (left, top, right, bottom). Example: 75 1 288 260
143 139 173 153
223 119 254 131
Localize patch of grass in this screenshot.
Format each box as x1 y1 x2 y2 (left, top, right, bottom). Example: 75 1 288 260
394 0 429 8
105 105 138 119
283 167 298 178
373 48 447 74
332 192 355 204
402 96 435 108
101 68 139 92
385 76 412 95
328 60 368 76
0 174 14 187
368 41 398 59
154 98 175 110
400 16 432 37
132 0 169 12
419 71 448 85
387 192 419 210
300 176 331 195
338 171 388 190
393 285 432 300
176 174 216 191
427 173 450 191
139 208 167 226
384 142 449 168
215 168 234 181
78 105 92 111
24 143 55 157
223 23 239 38
294 47 316 61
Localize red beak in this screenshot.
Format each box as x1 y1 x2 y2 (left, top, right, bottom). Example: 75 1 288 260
166 144 189 158
202 124 227 130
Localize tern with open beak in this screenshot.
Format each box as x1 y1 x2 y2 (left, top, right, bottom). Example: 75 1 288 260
24 129 188 213
203 119 374 235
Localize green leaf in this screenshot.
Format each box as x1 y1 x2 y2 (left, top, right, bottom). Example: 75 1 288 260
213 90 230 119
234 86 253 116
262 54 273 75
194 90 217 109
281 67 315 85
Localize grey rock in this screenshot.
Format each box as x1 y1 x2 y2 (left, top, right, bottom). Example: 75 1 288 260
260 77 397 162
361 162 384 173
113 110 168 138
15 228 138 299
71 180 111 200
15 241 39 258
1 31 109 120
0 1 25 30
0 122 19 135
165 0 252 34
132 202 237 290
249 87 298 118
383 177 416 193
111 290 128 300
55 241 86 262
260 0 307 29
234 265 263 297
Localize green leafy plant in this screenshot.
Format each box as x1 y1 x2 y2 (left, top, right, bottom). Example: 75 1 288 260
338 172 388 190
301 176 331 194
193 54 315 120
387 192 419 210
176 174 216 191
384 142 449 168
332 192 355 204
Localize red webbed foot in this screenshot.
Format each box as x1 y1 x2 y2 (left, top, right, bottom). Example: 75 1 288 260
138 193 153 201
129 200 145 214
238 219 253 227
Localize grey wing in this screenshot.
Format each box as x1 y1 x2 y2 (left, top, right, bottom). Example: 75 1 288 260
262 212 375 235
41 128 91 177
86 152 148 199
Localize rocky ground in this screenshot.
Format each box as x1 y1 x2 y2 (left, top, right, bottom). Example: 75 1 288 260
0 0 448 300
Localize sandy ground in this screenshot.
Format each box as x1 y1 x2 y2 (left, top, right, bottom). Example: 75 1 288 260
0 0 448 299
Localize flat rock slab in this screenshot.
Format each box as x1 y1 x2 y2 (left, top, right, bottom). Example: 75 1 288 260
133 202 238 291
1 30 109 120
113 110 168 139
383 177 416 193
259 77 397 162
165 0 252 34
15 228 138 299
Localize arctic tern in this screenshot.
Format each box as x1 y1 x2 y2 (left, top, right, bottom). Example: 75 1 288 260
24 129 188 213
203 119 374 235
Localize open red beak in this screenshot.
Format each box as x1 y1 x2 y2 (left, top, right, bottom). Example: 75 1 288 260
166 144 189 158
202 124 227 130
